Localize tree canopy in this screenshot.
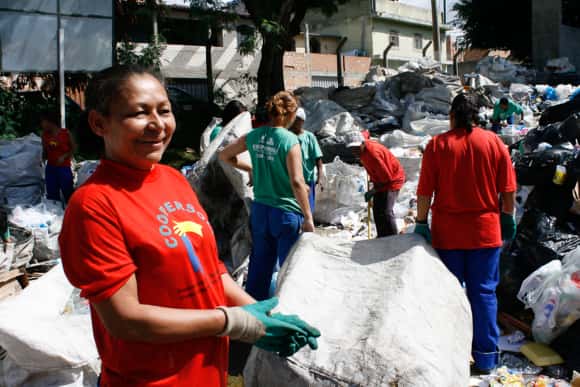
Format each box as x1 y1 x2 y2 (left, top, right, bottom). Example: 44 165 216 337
191 0 352 106
453 0 532 60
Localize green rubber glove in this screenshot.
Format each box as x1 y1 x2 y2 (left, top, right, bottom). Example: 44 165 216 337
218 298 313 355
271 313 321 350
414 223 431 243
364 190 375 202
500 212 517 241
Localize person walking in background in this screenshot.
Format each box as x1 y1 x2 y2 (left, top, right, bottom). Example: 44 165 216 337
346 131 405 237
289 107 323 213
210 100 247 143
40 111 75 203
59 66 319 387
415 93 517 374
219 91 314 301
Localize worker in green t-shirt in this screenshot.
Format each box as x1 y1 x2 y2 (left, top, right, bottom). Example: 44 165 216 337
289 107 323 213
219 91 314 300
491 97 524 132
210 100 247 142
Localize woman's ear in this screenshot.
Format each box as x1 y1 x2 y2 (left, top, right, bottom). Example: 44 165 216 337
88 110 106 138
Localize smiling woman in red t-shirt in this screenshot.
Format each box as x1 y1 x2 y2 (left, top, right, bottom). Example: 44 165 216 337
415 93 517 374
58 65 319 387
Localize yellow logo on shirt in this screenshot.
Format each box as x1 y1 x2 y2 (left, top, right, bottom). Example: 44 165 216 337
172 221 203 237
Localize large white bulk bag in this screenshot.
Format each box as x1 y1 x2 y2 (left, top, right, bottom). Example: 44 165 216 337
244 233 473 387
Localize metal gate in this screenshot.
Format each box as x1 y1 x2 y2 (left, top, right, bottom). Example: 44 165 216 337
311 75 339 88
165 78 209 100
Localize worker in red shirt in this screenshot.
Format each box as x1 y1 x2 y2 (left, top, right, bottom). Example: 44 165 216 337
415 93 517 374
345 131 405 237
40 111 75 203
58 65 319 387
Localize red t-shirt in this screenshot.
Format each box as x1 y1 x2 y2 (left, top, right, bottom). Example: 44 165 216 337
58 159 228 387
360 140 405 192
42 128 72 167
417 127 517 250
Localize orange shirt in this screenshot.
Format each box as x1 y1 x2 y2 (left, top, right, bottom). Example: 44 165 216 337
59 160 228 387
417 127 517 250
360 140 405 192
42 128 72 167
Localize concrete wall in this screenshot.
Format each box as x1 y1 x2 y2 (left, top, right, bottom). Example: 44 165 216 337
283 52 371 90
374 0 443 24
531 0 562 69
371 20 448 65
294 35 340 54
303 0 372 54
560 24 580 72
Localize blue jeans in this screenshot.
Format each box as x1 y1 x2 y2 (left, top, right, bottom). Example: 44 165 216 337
437 248 501 371
246 202 303 300
308 180 316 214
45 164 74 203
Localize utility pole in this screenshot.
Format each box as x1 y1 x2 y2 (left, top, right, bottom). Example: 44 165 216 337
430 0 441 62
56 0 66 128
205 26 214 103
305 23 312 86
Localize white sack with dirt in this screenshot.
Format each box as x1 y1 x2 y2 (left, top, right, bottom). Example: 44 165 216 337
244 233 472 387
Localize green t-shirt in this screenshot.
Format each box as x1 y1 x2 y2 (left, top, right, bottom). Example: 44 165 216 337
209 124 222 142
492 100 523 121
246 126 301 214
297 131 323 184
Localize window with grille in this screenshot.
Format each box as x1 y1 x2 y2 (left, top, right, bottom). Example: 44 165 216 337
414 34 423 50
389 31 399 47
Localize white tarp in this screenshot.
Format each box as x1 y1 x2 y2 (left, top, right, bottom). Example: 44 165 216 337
314 157 366 226
244 233 472 387
302 99 365 138
188 112 253 272
0 265 99 387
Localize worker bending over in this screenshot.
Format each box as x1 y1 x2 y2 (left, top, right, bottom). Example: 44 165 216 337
346 131 405 237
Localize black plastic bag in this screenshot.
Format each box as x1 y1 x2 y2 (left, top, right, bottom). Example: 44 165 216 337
499 208 580 314
515 209 580 275
551 319 580 376
523 124 566 149
539 97 580 126
514 147 574 186
559 113 580 145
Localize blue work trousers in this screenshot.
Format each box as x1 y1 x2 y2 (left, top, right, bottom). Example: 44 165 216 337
246 202 303 300
45 164 74 203
437 248 501 371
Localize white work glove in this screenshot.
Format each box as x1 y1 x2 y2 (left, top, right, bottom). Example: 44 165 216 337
217 298 320 356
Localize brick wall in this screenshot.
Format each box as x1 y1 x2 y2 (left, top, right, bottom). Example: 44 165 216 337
283 52 371 91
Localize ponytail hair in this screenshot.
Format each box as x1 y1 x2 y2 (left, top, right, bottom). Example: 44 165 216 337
266 91 298 128
450 93 479 133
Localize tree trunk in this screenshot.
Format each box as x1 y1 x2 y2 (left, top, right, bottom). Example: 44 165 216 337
257 36 285 107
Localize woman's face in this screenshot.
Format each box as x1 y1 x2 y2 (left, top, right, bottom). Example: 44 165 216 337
92 74 176 170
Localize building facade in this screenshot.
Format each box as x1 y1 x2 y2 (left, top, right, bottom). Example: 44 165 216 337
302 0 452 70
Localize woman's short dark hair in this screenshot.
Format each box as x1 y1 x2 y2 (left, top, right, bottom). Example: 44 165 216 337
222 100 247 127
85 64 163 115
450 93 479 133
81 65 163 157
